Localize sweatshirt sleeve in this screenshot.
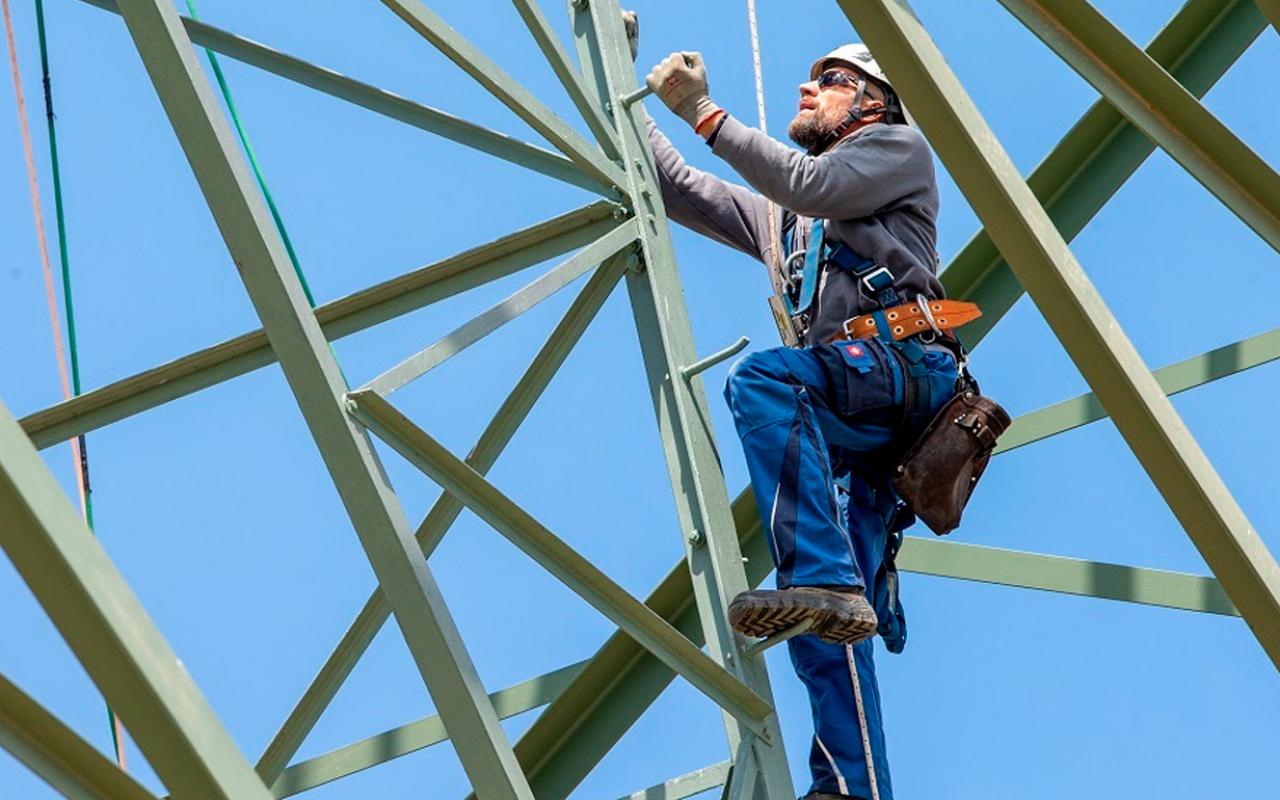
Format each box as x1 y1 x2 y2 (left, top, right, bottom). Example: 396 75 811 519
646 116 775 265
710 116 933 220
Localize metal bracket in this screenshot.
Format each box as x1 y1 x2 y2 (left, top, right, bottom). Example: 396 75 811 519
618 84 653 108
744 619 814 658
680 336 750 381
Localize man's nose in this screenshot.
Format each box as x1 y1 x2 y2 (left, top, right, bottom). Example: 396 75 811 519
799 81 818 98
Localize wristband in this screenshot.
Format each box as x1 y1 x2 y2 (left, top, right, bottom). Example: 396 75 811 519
694 108 726 137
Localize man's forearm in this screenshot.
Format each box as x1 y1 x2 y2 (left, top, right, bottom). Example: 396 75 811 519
646 115 774 263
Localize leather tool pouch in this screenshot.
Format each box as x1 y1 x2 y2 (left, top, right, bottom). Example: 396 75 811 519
892 388 1010 536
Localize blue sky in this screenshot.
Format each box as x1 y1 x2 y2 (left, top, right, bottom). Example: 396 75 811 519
2 0 1278 797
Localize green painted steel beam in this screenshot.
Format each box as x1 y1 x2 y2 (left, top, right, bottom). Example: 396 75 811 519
571 3 794 796
836 0 1280 668
255 255 628 784
942 0 1266 346
366 219 636 395
510 0 623 160
272 660 586 797
997 0 1280 253
509 0 1269 791
346 388 775 736
1257 0 1280 32
76 0 608 194
20 201 618 449
0 399 273 799
511 480 1240 796
379 0 624 190
0 672 157 800
997 327 1280 453
615 761 732 800
112 1 534 795
899 537 1237 616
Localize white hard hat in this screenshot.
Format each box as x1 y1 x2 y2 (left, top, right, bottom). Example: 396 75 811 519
810 43 894 94
811 43 911 125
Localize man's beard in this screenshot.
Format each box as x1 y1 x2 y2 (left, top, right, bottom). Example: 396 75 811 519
788 109 843 153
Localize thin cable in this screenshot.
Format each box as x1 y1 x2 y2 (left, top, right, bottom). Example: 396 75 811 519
183 0 316 307
5 0 128 769
183 0 350 384
746 0 782 278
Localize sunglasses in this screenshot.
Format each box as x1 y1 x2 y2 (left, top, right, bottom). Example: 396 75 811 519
817 69 862 90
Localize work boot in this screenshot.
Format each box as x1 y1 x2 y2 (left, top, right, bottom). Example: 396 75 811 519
728 586 877 645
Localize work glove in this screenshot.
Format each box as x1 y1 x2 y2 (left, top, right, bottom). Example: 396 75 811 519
622 10 638 62
645 51 719 130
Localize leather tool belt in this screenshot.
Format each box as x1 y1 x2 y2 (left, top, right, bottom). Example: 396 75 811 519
829 298 982 343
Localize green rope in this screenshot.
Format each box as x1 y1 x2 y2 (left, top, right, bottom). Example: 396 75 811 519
183 0 351 386
32 0 124 766
182 0 317 306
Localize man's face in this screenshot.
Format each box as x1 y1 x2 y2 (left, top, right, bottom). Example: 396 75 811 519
788 64 879 152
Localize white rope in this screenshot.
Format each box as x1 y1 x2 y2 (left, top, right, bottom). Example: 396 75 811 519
846 644 882 800
746 0 782 282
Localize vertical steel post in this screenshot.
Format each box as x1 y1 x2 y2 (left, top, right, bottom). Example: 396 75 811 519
109 1 534 796
835 0 1280 670
569 2 794 797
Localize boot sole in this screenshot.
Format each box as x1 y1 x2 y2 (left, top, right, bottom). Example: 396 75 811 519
728 590 877 646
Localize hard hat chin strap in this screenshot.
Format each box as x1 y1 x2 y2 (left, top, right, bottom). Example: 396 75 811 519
809 75 903 155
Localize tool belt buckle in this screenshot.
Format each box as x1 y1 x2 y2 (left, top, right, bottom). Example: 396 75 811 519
841 316 859 341
859 266 894 294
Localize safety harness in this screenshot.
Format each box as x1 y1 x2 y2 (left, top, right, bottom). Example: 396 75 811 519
784 216 948 441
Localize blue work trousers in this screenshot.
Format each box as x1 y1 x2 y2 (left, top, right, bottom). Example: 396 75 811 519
724 338 957 799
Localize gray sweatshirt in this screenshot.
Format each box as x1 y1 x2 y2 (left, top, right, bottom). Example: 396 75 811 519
648 114 943 345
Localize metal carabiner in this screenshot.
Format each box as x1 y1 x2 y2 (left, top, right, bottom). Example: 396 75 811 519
916 293 944 341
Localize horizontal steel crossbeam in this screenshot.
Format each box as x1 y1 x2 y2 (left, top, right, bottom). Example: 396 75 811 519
20 202 618 449
614 761 732 800
76 0 609 194
510 482 1240 795
997 327 1280 454
272 660 586 797
366 219 637 395
346 388 775 735
254 254 629 783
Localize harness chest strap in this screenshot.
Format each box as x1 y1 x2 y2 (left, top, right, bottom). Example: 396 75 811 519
828 298 982 344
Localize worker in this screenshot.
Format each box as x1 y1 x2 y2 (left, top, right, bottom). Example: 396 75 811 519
628 13 979 800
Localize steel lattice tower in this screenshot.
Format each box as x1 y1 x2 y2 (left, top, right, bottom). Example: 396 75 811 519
2 0 1279 797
